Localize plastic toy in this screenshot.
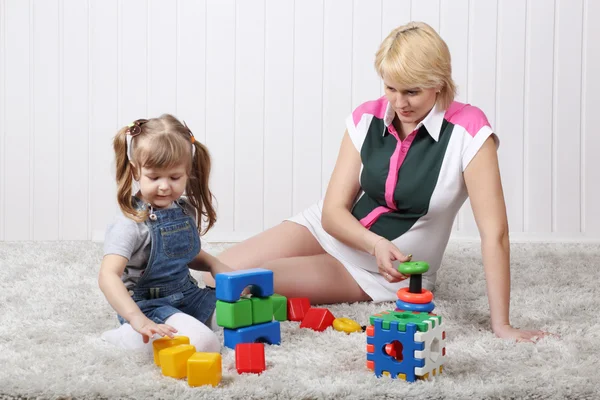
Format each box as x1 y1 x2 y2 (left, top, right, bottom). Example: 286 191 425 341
287 297 311 321
216 268 274 302
224 321 281 349
366 261 447 382
235 343 266 374
215 268 282 350
332 317 362 334
270 293 288 321
152 336 190 366
300 308 335 332
159 344 196 379
187 352 222 387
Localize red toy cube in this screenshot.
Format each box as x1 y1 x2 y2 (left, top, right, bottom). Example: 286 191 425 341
235 343 265 374
287 297 311 321
299 308 335 332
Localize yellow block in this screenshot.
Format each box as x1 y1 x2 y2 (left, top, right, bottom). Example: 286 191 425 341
159 344 196 379
152 336 190 366
187 352 222 387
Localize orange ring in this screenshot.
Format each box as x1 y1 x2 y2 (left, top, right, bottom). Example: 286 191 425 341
396 287 433 304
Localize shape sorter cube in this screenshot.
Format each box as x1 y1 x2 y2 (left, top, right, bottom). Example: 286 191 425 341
216 268 274 302
187 352 222 387
159 344 196 379
366 310 446 382
152 336 190 366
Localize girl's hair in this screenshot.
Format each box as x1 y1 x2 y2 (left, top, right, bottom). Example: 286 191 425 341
375 21 456 110
113 114 217 234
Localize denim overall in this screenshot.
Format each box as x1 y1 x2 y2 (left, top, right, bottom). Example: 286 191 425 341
118 198 216 326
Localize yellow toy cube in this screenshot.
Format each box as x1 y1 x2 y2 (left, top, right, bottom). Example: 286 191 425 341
187 352 222 387
152 336 190 366
159 344 196 379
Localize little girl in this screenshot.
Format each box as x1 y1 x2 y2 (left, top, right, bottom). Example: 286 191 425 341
99 114 230 353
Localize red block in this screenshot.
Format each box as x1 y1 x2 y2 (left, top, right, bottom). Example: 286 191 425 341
287 297 311 321
299 308 335 332
235 343 265 374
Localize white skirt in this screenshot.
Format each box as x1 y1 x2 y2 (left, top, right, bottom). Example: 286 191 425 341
287 200 438 303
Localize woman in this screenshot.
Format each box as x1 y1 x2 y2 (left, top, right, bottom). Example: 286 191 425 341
208 22 548 342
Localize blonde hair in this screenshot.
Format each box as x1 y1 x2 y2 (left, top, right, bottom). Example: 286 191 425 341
113 114 217 234
375 21 456 110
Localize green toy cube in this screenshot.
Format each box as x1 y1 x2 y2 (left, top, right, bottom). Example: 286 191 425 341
270 294 287 321
216 298 252 329
250 297 273 324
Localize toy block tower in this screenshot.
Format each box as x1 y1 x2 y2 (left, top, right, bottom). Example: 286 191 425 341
366 261 447 382
215 268 282 349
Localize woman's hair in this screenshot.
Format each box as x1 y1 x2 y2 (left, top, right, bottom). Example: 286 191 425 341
375 21 456 110
113 114 216 234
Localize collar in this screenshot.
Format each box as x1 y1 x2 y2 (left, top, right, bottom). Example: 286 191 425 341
383 100 444 142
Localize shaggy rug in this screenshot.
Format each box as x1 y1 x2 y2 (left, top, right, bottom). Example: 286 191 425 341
0 241 598 400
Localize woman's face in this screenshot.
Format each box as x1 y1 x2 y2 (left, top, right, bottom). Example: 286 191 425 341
383 79 439 126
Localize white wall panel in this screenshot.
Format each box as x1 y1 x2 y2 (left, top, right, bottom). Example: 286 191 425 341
1 0 599 242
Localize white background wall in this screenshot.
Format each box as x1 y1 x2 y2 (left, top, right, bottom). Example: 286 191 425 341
0 0 599 242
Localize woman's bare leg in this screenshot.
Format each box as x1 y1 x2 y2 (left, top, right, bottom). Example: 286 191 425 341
202 221 325 286
263 253 371 304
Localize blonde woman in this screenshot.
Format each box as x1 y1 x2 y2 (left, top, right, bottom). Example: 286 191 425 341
209 22 548 342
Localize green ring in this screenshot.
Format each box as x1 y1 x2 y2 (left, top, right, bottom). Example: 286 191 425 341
397 261 429 275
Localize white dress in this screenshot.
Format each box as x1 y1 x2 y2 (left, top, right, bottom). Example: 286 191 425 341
288 97 497 302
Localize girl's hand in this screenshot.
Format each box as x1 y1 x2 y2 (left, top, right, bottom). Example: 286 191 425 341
373 237 411 283
493 324 554 343
129 315 178 343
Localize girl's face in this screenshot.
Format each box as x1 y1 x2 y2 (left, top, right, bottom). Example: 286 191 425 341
383 80 439 127
137 163 188 208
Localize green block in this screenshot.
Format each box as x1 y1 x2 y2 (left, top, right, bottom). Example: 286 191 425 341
369 310 440 332
250 297 273 324
216 298 252 329
270 294 287 321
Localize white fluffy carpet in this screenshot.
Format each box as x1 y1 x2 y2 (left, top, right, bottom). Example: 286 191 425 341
0 241 599 400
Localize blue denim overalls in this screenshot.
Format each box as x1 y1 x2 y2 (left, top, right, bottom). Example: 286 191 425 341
118 197 216 326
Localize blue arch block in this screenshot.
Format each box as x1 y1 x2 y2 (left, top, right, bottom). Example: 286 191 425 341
216 268 274 302
224 321 281 349
395 299 435 313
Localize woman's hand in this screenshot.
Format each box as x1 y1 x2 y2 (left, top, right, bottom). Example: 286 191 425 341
373 237 411 283
129 314 178 343
493 324 554 343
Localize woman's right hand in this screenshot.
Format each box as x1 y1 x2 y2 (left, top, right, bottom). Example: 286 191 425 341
129 314 178 343
373 237 411 283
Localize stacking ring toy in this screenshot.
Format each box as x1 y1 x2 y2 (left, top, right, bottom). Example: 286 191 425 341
395 299 435 313
396 287 433 304
332 317 362 334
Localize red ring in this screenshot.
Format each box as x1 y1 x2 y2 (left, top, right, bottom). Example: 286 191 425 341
396 287 433 304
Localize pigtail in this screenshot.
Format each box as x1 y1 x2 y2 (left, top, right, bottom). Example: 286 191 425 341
113 126 147 222
187 140 217 235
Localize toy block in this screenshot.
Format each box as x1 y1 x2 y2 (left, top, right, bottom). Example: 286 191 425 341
270 294 287 321
216 298 253 329
235 343 266 374
159 344 196 379
300 308 335 332
187 352 222 387
250 297 273 324
152 336 190 366
216 268 274 302
224 321 281 349
287 297 311 321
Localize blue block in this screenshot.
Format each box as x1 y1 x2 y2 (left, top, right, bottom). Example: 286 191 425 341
216 268 274 302
223 321 281 349
395 299 435 313
367 318 425 382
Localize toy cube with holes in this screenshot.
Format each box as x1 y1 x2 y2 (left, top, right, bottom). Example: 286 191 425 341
366 310 446 382
215 268 282 349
